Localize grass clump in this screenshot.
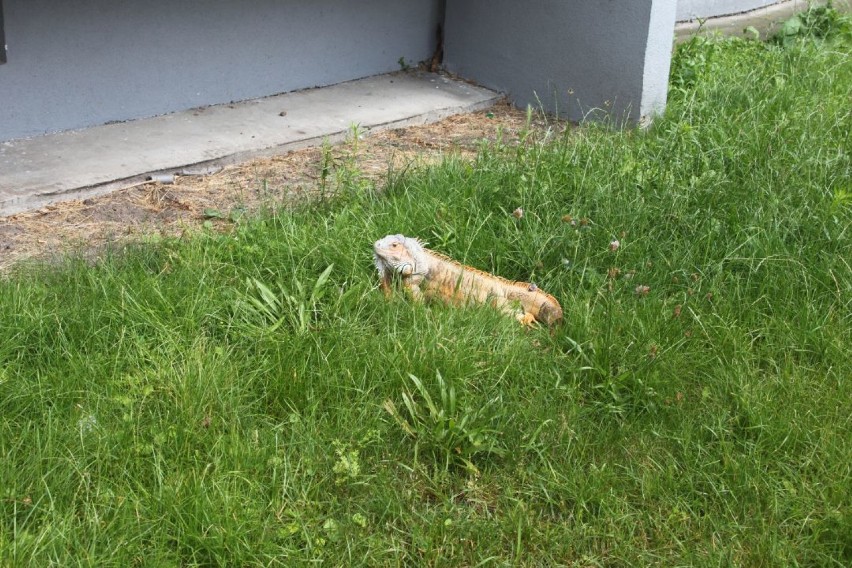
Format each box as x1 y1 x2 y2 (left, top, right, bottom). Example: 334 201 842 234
1 11 851 565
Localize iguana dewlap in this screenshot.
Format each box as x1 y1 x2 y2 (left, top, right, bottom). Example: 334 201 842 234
373 234 563 327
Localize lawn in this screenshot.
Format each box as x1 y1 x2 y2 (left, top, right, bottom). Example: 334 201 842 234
1 8 850 566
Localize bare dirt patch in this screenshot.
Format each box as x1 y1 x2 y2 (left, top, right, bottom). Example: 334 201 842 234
0 102 559 273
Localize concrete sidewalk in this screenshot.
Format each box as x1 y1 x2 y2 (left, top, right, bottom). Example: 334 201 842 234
675 0 850 43
0 72 499 216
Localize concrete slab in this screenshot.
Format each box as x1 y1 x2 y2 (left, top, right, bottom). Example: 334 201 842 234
0 72 500 216
675 0 849 43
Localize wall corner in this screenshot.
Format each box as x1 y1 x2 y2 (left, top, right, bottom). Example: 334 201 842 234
640 1 678 120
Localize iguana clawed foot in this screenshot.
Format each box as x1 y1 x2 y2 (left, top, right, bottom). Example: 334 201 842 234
516 312 538 328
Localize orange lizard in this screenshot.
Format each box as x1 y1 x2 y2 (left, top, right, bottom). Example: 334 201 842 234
373 234 563 327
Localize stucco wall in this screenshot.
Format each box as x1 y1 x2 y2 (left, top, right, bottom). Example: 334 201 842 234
677 0 781 21
444 0 677 123
0 0 441 141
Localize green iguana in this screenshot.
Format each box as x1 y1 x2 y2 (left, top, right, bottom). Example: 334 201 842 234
373 234 563 327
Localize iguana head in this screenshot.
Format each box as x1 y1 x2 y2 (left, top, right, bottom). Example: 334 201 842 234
373 234 427 277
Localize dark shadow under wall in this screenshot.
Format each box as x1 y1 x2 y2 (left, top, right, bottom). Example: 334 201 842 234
0 0 7 64
429 0 447 71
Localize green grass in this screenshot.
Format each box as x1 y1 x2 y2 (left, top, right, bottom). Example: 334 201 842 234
1 13 851 566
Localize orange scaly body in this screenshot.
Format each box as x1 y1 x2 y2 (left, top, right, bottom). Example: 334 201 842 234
373 234 563 327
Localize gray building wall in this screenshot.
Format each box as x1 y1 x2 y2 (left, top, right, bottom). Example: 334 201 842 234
444 1 677 123
677 0 780 21
0 0 442 141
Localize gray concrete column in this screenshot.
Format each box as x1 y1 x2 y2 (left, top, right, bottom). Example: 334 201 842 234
444 1 678 123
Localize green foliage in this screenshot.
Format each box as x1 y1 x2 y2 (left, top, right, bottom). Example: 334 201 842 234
317 123 372 200
1 17 851 565
670 33 766 96
237 264 334 335
771 3 852 46
384 372 505 470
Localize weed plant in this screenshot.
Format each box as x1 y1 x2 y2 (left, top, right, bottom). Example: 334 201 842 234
1 11 850 566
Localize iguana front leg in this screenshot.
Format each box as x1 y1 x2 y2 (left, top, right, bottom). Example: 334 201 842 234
380 274 393 298
404 277 425 302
